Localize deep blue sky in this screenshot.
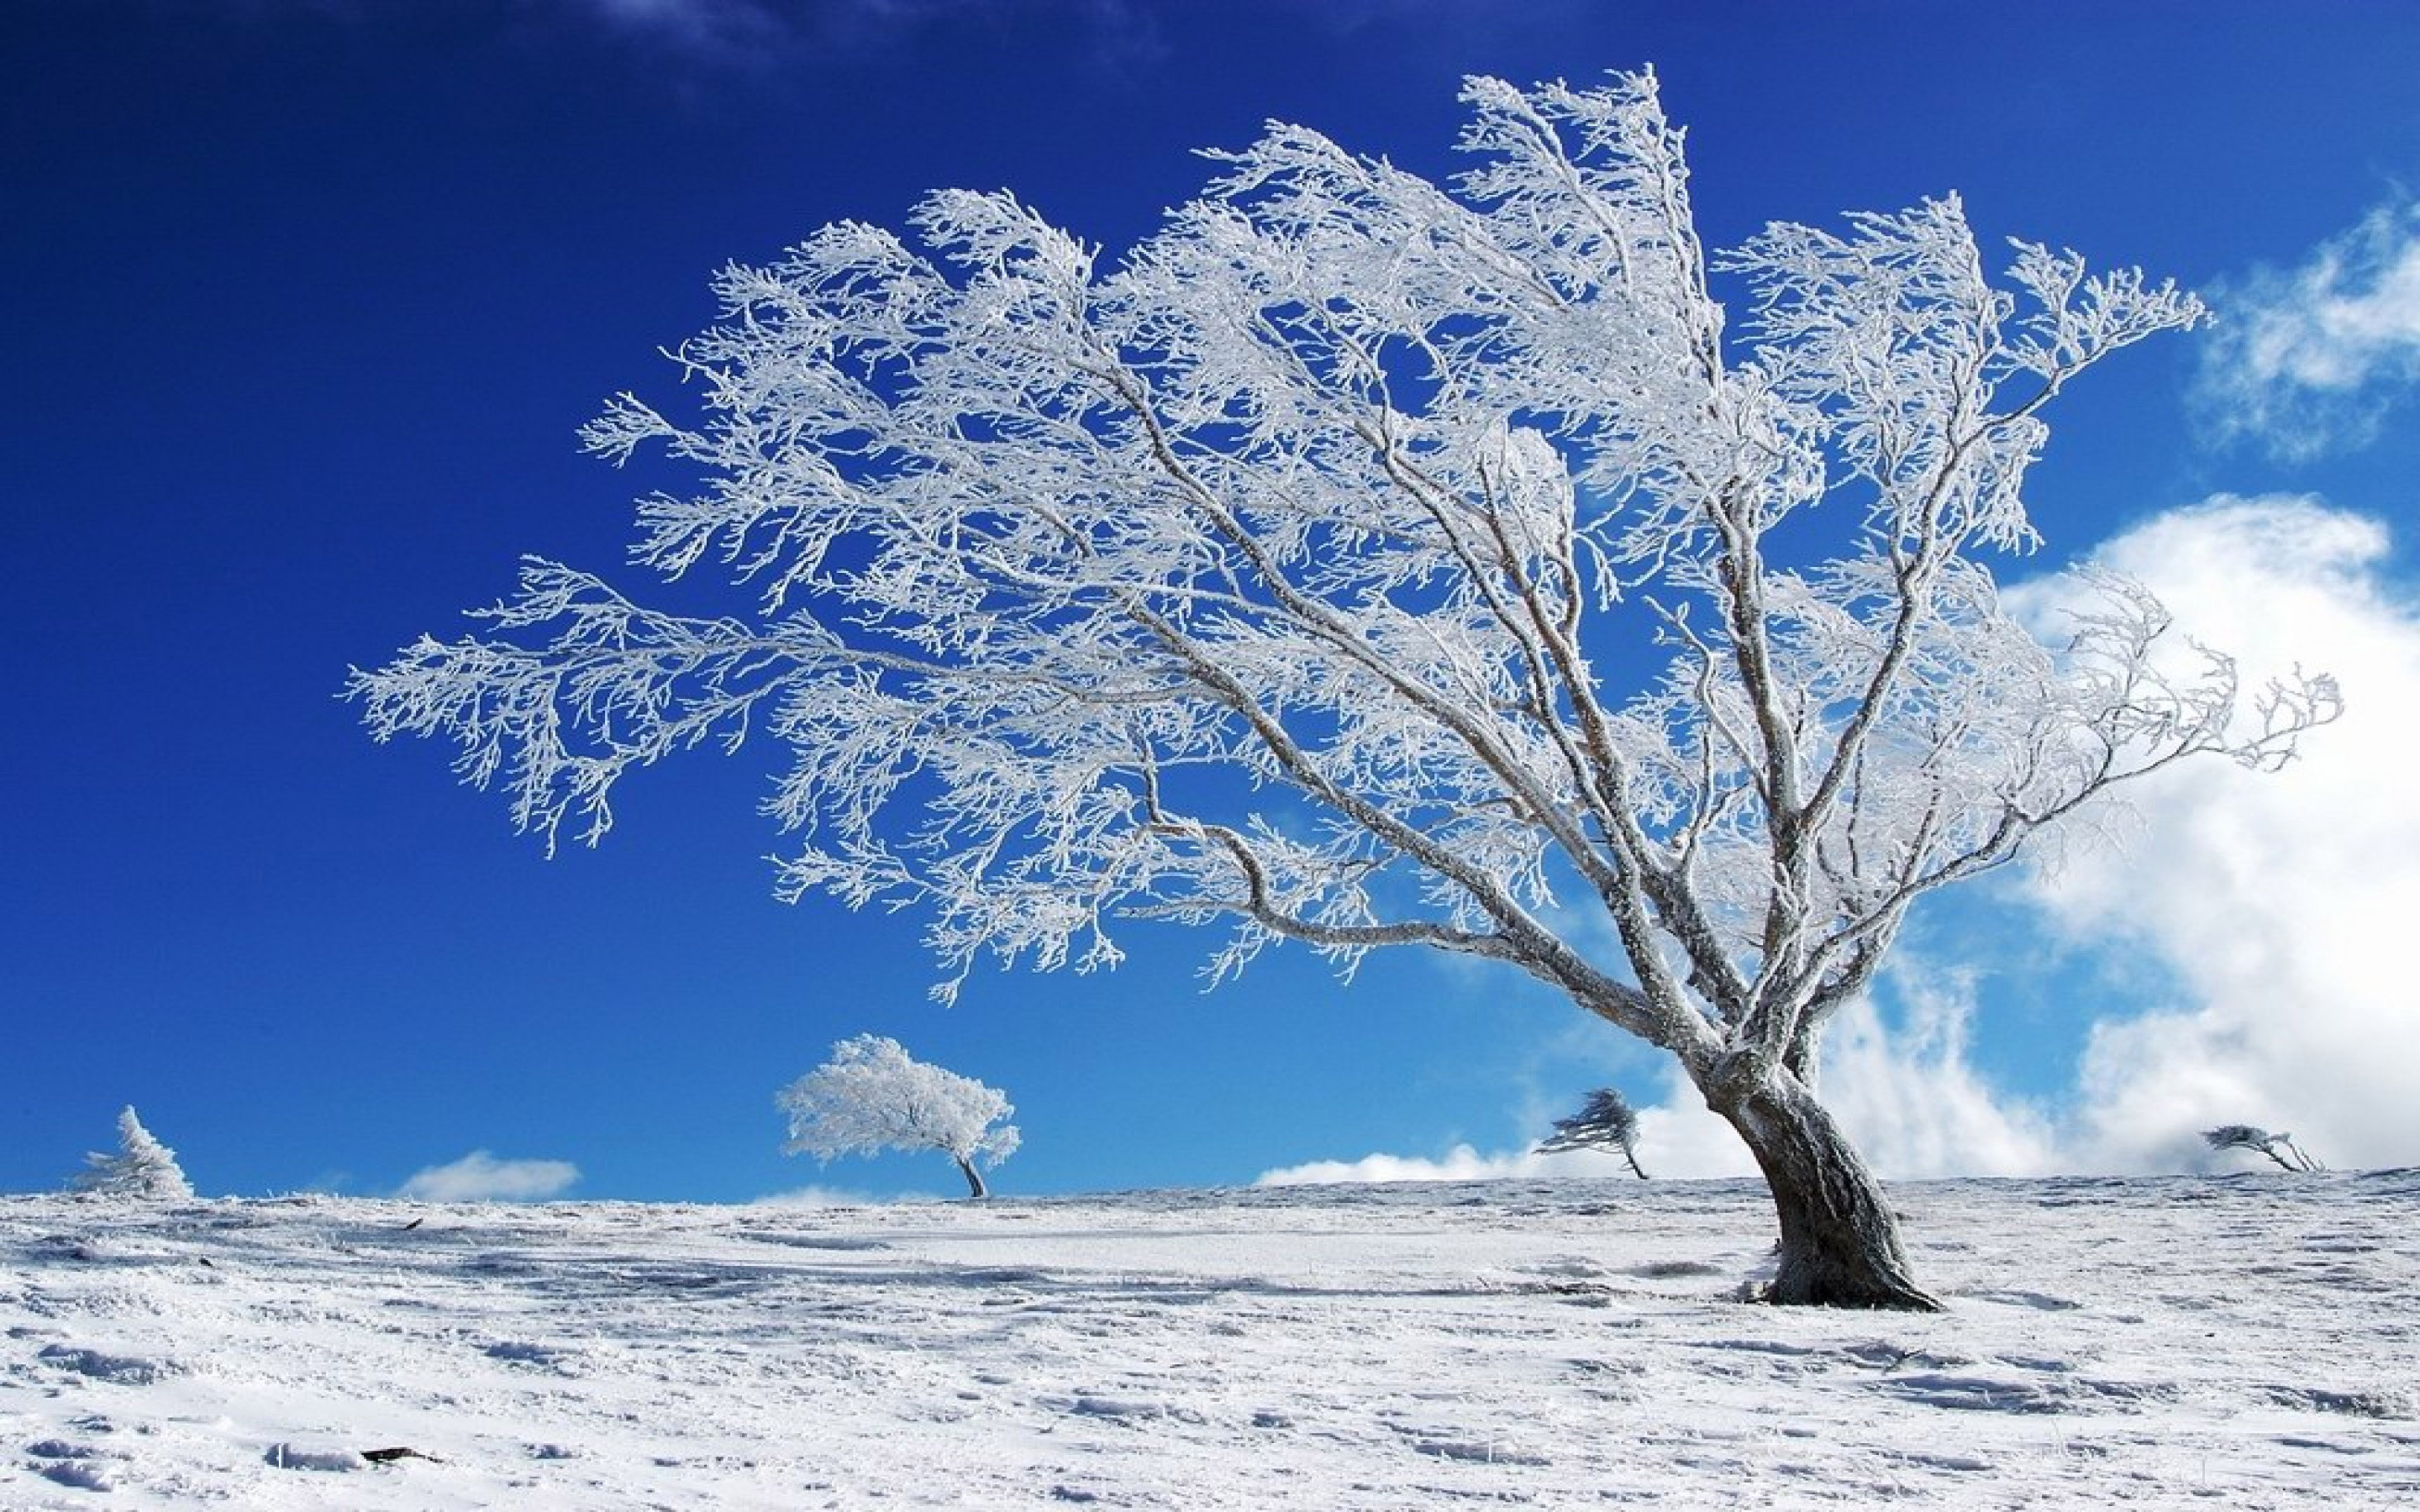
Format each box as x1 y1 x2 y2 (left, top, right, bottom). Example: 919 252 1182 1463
6 1 2416 1201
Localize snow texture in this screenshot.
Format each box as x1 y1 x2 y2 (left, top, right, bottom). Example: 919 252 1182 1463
3 1172 2414 1508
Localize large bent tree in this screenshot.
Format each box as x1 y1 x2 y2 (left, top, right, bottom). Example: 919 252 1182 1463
354 72 2335 1307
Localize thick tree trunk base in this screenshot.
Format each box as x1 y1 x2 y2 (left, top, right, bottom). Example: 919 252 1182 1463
954 1155 989 1200
1715 1073 1943 1312
1754 1245 1943 1312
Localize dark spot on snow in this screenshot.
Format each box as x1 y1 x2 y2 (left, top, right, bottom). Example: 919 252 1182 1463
959 1266 1054 1285
1879 1372 2068 1414
2073 1377 2180 1407
1696 1337 1821 1358
464 1252 544 1277
739 1233 892 1252
35 1458 113 1491
1630 1258 1723 1278
1567 1357 1644 1378
1961 1288 2083 1311
265 1443 369 1472
1891 1450 1995 1473
1412 1438 1550 1467
2267 1385 2411 1418
37 1346 176 1385
1842 1343 1960 1372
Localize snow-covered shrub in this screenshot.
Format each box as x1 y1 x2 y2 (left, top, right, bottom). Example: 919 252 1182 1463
69 1106 195 1200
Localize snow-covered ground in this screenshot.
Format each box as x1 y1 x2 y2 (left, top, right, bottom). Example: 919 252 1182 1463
4 1172 2414 1508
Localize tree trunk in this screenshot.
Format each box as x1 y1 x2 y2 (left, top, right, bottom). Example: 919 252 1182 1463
1711 1072 1941 1310
954 1154 988 1200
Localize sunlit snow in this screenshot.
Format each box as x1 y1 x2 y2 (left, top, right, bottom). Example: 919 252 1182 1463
4 1174 2414 1508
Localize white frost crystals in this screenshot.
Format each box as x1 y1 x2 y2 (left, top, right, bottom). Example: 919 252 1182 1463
777 1035 1020 1198
69 1106 195 1202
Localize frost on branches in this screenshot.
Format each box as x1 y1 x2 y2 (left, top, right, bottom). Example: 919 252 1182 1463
777 1035 1020 1198
1541 1088 1648 1179
70 1106 195 1202
2204 1124 2325 1174
354 70 2337 1306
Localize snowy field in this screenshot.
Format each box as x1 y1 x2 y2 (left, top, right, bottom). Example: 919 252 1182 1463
4 1173 2415 1509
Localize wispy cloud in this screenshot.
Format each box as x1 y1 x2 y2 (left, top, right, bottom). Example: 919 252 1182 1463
1267 497 2417 1186
157 0 1167 70
398 1150 581 1202
1816 976 2060 1179
2198 201 2420 457
547 0 786 55
543 0 1165 69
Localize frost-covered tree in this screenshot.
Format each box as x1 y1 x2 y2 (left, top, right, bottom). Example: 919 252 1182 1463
777 1035 1020 1197
1540 1088 1648 1179
69 1106 195 1201
353 71 2336 1307
2203 1124 2324 1173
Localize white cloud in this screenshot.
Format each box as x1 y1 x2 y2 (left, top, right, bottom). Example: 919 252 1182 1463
398 1150 581 1202
1257 1143 1550 1186
1255 1075 1755 1188
2198 202 2420 456
551 0 785 52
538 0 1165 68
1255 982 2057 1190
1267 496 2418 1186
1817 975 2061 1179
2017 495 2420 1173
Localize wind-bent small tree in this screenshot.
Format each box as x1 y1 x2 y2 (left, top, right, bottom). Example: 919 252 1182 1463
353 70 2336 1306
2203 1124 2324 1173
1541 1088 1649 1179
70 1106 195 1201
778 1034 1020 1198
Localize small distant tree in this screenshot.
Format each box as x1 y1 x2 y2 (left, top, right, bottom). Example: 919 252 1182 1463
69 1106 195 1201
2203 1124 2324 1173
1540 1087 1649 1179
777 1035 1020 1198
